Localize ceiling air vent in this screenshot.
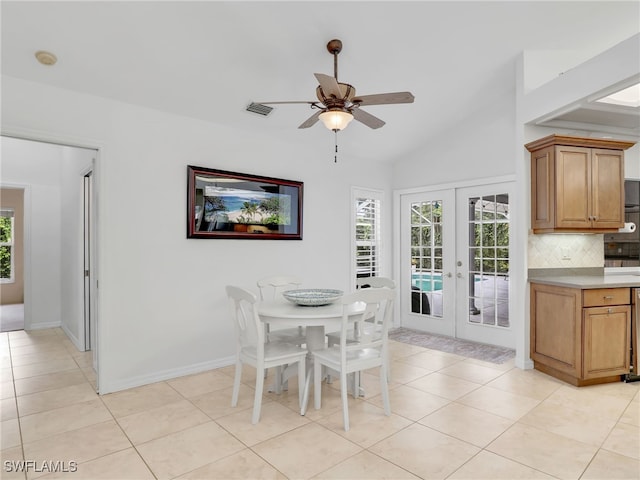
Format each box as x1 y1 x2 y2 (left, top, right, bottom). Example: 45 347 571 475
246 102 273 116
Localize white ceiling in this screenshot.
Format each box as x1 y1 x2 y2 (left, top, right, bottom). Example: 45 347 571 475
2 1 639 163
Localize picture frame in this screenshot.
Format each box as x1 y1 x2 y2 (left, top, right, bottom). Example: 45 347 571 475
187 165 303 240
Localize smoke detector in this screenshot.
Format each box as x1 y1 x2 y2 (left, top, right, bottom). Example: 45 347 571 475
35 50 57 66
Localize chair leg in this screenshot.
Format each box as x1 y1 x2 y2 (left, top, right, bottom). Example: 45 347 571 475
231 360 242 407
275 366 283 394
314 360 322 410
297 358 306 414
379 364 391 416
252 368 265 424
340 372 350 431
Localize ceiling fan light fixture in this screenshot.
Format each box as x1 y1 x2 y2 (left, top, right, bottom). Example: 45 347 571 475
319 109 353 131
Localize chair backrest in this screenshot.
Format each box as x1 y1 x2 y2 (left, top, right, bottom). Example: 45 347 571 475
226 285 265 352
338 288 395 353
356 276 396 290
257 275 303 301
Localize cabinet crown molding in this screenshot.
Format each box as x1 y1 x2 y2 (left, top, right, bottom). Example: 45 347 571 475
525 134 636 152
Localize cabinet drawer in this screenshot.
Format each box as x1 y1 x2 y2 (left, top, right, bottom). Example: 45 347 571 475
582 288 630 307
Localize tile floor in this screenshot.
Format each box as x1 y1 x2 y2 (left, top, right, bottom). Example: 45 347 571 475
1 327 639 480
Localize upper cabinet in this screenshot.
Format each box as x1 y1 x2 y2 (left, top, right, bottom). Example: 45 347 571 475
526 135 636 233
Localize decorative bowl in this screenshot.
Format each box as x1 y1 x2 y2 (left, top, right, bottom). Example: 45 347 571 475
282 289 343 307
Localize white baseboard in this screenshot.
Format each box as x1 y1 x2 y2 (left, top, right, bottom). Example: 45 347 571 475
60 323 84 352
27 321 62 330
98 356 236 395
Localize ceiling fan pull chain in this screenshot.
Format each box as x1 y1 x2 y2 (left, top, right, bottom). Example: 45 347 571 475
334 130 338 163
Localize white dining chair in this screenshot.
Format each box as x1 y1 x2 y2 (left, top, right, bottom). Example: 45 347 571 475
257 275 307 346
226 285 307 424
325 276 396 392
311 287 395 431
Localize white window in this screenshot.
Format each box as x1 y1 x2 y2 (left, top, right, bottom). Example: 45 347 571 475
352 188 383 283
0 209 15 283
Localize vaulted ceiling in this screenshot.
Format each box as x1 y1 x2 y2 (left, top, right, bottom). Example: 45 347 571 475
2 1 639 163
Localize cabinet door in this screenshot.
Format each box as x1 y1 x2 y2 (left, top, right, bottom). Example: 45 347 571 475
583 305 630 379
591 149 624 229
555 146 591 228
530 283 581 376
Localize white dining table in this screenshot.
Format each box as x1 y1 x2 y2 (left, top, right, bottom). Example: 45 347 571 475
258 299 365 410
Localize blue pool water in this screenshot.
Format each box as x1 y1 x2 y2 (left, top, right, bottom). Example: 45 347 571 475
412 273 443 292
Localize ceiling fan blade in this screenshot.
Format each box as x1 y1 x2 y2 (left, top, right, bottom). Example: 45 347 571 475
314 73 343 99
254 101 316 105
298 110 322 129
351 108 386 129
352 91 415 106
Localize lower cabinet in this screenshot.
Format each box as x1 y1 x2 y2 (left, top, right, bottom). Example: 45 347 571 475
530 283 631 386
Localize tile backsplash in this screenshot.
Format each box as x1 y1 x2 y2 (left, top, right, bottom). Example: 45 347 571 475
528 234 604 268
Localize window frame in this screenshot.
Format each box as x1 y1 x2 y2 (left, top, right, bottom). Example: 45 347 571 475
351 187 384 289
0 209 15 284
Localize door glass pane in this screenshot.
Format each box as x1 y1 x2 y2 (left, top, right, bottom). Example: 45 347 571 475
410 200 444 318
467 194 509 328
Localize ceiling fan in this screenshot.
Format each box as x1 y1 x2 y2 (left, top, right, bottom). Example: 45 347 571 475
255 39 415 132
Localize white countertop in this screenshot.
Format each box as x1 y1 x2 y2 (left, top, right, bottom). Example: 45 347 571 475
529 273 640 289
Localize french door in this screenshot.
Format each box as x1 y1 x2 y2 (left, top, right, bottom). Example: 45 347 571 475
400 182 514 348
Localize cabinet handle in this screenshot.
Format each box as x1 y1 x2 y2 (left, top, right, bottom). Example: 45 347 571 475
608 308 613 314
604 295 614 300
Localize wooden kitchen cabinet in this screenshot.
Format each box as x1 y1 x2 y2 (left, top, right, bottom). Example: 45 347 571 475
530 282 631 386
526 135 635 233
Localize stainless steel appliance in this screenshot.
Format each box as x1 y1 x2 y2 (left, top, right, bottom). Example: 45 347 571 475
604 180 640 267
626 288 640 382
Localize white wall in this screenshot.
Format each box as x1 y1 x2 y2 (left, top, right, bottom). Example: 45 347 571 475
60 146 95 348
1 75 394 393
1 137 63 329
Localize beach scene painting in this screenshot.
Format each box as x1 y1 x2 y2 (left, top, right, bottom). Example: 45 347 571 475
187 165 303 239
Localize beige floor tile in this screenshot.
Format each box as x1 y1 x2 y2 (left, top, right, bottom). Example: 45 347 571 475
38 448 154 480
20 398 112 444
1 368 13 383
313 450 421 479
419 402 514 447
0 381 15 400
8 334 62 348
302 382 352 422
1 446 26 480
1 397 18 421
17 382 98 416
8 343 67 357
447 450 555 479
581 448 640 480
116 398 211 445
315 400 412 448
384 360 432 384
602 421 640 460
457 385 540 420
486 367 564 400
12 358 79 380
519 400 617 446
437 361 507 384
619 395 640 427
22 420 131 479
101 381 183 418
396 350 462 371
176 448 287 479
13 370 87 397
367 384 449 421
387 340 428 359
1 418 21 449
464 356 516 372
252 423 362 480
406 372 482 400
368 423 480 479
543 384 633 421
487 423 599 479
190 384 256 419
136 421 245 480
167 369 235 398
216 400 310 446
10 349 73 368
70 351 94 368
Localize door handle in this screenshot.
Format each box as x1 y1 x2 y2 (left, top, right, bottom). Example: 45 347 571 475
446 272 452 278
456 272 463 278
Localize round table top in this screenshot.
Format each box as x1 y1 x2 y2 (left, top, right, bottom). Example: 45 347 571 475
258 300 364 320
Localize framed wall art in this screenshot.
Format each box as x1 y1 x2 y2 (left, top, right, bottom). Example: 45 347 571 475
187 165 303 239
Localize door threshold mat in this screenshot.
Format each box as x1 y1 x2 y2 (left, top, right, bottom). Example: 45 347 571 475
389 327 515 364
